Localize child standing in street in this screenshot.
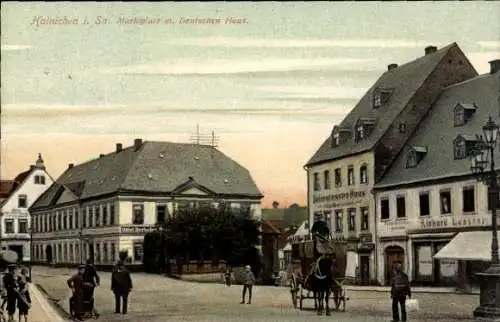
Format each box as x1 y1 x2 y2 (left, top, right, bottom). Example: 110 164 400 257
224 269 232 287
240 265 255 305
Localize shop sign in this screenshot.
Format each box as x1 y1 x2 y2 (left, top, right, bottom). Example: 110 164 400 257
419 215 495 229
120 225 157 234
312 189 367 207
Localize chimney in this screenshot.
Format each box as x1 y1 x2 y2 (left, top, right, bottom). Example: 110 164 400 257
29 165 35 170
134 138 143 150
388 63 398 71
425 46 437 55
490 59 500 74
68 163 74 169
116 143 123 153
99 154 105 158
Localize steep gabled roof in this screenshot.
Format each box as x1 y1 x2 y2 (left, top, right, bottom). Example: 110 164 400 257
306 43 463 166
31 141 263 210
0 180 15 199
375 71 499 188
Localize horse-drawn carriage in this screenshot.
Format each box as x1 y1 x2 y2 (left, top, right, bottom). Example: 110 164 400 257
289 221 349 315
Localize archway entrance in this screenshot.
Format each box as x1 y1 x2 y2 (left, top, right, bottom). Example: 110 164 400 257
45 245 53 264
385 246 405 285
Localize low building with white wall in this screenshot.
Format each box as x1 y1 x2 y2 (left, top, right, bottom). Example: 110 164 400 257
374 61 500 287
0 154 54 261
29 139 263 266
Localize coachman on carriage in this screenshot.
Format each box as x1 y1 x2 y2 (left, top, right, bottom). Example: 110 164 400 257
289 220 349 315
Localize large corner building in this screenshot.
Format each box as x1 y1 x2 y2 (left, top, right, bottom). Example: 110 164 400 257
304 43 478 285
29 139 263 266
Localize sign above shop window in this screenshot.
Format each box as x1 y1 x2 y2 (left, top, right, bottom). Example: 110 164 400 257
417 215 498 230
120 224 157 234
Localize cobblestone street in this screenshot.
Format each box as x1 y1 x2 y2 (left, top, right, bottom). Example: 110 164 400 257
32 266 479 321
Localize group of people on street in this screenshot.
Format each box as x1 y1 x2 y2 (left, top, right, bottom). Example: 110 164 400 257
0 264 32 322
67 259 132 321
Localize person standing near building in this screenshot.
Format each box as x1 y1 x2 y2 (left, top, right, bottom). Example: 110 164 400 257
111 261 132 314
240 265 255 304
390 262 411 322
3 264 18 322
16 268 31 322
67 265 86 322
83 259 100 318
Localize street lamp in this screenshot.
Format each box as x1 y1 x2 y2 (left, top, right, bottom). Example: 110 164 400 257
469 117 500 319
28 226 33 279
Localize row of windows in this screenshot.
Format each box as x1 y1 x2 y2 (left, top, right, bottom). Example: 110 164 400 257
3 219 28 234
314 165 368 191
33 203 116 233
379 185 490 220
33 241 117 264
314 207 370 233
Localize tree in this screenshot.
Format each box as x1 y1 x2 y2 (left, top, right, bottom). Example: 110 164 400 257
165 205 261 274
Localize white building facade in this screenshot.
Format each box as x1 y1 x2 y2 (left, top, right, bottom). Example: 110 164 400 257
0 154 53 261
30 139 263 266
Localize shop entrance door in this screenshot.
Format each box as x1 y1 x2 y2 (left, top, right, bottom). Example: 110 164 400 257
385 246 405 286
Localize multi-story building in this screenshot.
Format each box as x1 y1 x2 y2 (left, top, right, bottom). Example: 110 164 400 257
0 154 53 261
373 60 499 288
29 139 263 266
304 43 478 285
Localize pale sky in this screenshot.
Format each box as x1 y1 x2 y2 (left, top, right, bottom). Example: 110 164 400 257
1 2 499 208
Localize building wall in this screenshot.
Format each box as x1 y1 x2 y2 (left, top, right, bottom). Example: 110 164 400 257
376 178 489 285
32 194 262 265
1 168 53 261
308 151 376 283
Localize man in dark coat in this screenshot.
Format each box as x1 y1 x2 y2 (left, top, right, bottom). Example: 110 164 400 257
67 265 86 321
390 262 411 322
3 264 18 322
111 261 132 314
83 259 100 318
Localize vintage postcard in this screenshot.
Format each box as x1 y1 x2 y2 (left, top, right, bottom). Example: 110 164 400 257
1 2 499 321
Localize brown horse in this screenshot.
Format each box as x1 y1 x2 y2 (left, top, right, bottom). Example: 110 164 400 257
307 254 336 315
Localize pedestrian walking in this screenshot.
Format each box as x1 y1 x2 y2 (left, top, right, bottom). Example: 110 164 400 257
82 259 100 318
111 261 132 314
390 262 411 322
67 265 86 322
224 268 232 287
16 268 31 322
3 264 18 322
240 265 255 304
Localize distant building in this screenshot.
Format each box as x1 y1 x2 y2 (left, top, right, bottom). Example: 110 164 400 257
374 61 499 288
305 43 478 285
0 154 53 261
261 220 281 284
29 139 263 266
261 203 307 226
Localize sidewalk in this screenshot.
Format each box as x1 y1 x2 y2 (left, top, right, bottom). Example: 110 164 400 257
28 283 66 322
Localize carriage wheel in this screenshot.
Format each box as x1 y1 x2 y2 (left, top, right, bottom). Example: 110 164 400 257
290 274 298 308
299 283 304 311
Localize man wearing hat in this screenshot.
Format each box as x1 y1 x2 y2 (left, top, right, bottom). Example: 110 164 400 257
240 265 255 305
111 261 133 314
67 264 86 321
3 264 17 322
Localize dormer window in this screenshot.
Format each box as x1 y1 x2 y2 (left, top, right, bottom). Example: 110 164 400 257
355 118 376 142
453 134 477 160
405 146 428 168
373 87 393 108
454 103 477 127
331 126 351 147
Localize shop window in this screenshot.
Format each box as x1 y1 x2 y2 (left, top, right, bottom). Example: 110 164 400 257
334 168 342 187
313 172 321 191
324 170 331 190
440 190 452 214
334 210 343 233
347 166 354 186
396 196 406 218
133 204 144 224
419 192 430 216
133 242 143 262
463 186 475 213
380 199 390 220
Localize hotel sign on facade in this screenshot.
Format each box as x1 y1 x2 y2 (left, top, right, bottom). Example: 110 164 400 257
312 189 368 209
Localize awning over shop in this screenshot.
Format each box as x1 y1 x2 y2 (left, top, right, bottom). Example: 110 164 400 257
433 231 499 261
